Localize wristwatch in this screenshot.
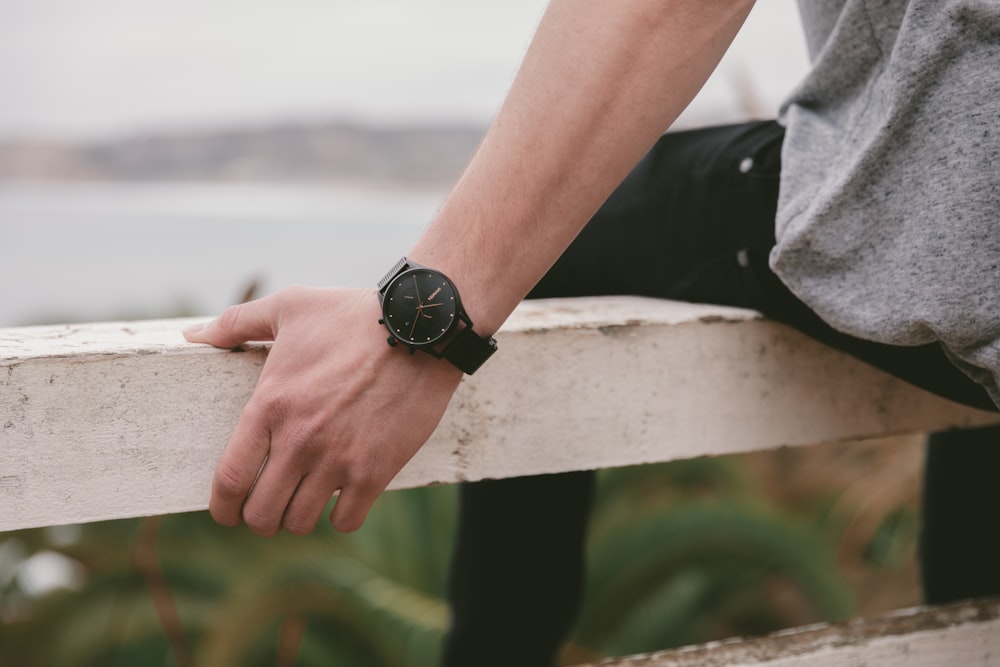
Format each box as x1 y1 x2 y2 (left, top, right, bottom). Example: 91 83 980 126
377 257 497 375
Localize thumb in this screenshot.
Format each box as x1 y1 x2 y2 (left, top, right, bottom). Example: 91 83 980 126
183 297 278 348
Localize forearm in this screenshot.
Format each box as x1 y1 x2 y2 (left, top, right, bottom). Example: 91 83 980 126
410 0 755 335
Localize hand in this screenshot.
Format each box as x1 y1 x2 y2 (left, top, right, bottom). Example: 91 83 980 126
183 286 463 535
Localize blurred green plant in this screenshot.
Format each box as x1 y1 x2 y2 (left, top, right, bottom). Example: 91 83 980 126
0 486 454 667
863 506 919 570
0 454 866 666
574 458 854 657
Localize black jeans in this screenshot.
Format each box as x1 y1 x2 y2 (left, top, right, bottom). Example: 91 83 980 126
442 121 1000 667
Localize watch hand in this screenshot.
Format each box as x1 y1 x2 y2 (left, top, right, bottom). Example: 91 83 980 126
419 302 444 308
412 275 421 303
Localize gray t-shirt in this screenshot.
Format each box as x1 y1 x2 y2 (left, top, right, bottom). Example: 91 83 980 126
772 0 1000 404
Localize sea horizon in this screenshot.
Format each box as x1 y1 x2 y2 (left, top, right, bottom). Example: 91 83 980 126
1 179 448 327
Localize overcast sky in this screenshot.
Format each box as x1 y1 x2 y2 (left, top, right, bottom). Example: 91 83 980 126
0 0 809 141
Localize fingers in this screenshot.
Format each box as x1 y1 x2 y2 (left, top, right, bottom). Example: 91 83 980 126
241 461 307 537
211 392 369 536
246 471 383 537
183 296 279 348
281 474 338 535
209 401 273 527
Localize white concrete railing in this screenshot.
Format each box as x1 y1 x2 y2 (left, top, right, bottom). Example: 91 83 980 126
3 296 999 665
3 296 997 532
589 597 1000 667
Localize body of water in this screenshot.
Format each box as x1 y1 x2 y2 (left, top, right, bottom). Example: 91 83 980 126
1 181 446 326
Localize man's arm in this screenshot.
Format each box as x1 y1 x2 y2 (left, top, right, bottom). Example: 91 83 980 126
414 0 755 334
184 0 755 536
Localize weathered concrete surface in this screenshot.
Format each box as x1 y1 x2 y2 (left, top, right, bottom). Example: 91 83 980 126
585 597 1000 666
2 297 997 531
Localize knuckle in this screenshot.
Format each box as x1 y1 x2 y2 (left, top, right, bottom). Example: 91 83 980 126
283 514 318 536
253 387 295 423
243 507 279 537
327 461 360 490
287 416 325 448
275 418 330 468
349 471 383 498
213 463 249 499
215 304 244 333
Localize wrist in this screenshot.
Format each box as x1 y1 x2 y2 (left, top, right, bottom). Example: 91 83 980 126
404 246 518 339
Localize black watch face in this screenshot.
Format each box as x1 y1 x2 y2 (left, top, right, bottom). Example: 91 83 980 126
383 269 458 345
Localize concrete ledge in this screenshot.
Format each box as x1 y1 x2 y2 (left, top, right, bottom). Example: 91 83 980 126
584 597 1000 667
2 296 997 531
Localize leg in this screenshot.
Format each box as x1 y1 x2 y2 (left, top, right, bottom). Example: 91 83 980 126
442 473 595 667
920 425 1000 603
444 121 792 666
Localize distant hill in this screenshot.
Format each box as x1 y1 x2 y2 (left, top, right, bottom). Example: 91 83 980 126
0 120 487 187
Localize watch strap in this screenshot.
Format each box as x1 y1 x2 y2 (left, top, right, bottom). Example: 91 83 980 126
377 257 411 293
440 325 498 375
